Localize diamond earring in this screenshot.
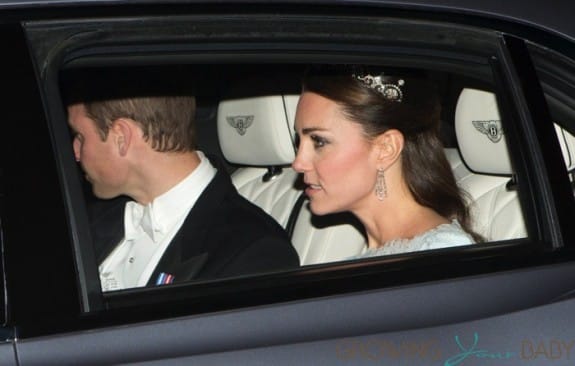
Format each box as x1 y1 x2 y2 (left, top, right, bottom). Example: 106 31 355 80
375 168 387 200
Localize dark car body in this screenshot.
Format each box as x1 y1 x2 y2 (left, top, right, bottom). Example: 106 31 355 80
0 0 574 365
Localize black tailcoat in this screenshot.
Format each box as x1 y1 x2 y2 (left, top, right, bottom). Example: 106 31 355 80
90 168 299 286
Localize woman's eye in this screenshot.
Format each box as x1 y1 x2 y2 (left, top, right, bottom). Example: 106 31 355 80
311 135 328 148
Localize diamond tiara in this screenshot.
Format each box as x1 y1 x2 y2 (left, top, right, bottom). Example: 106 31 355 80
353 73 405 102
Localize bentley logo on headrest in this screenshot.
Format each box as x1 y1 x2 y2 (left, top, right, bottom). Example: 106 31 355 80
227 115 254 136
472 120 504 143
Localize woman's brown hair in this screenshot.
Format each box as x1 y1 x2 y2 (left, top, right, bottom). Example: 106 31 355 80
302 65 482 242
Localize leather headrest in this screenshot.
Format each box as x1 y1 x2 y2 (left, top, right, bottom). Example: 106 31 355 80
455 88 512 175
217 95 298 166
455 88 575 174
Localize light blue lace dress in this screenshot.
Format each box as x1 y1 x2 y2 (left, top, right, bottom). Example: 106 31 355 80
355 220 474 258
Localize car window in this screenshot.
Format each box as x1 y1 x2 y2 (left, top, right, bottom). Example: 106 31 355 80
528 41 575 165
526 40 575 247
22 13 565 315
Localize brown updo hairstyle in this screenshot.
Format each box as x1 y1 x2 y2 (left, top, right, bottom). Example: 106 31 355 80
302 65 482 242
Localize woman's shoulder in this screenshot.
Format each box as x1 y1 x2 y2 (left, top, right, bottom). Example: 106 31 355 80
353 220 475 259
417 220 475 250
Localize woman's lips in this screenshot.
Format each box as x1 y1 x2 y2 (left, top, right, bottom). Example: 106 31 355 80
305 183 322 196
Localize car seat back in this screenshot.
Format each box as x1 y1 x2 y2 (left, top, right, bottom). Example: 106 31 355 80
218 95 301 228
454 88 575 240
218 95 366 264
218 90 575 265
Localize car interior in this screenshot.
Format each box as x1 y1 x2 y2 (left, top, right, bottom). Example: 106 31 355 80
219 86 575 264
62 63 575 272
3 5 575 363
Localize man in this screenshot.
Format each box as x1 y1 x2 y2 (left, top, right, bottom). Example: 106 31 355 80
66 71 299 292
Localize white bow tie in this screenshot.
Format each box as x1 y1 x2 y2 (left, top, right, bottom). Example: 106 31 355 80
124 201 162 243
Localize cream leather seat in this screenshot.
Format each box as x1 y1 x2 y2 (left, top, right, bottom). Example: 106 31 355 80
217 95 366 264
217 89 575 264
454 88 575 241
217 95 301 229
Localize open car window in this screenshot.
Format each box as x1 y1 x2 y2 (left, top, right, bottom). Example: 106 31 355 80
22 12 573 315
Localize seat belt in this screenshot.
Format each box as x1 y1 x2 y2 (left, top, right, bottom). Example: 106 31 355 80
285 193 307 238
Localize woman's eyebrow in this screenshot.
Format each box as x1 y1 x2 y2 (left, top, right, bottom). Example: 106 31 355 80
301 127 328 135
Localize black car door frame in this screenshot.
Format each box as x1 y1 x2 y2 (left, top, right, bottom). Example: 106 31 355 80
3 6 575 365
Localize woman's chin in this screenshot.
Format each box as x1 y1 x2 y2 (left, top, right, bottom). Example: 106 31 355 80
309 201 337 216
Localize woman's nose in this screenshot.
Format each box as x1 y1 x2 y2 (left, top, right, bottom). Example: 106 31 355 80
292 148 309 173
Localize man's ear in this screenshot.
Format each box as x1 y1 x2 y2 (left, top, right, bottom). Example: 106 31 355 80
373 129 404 168
109 118 134 157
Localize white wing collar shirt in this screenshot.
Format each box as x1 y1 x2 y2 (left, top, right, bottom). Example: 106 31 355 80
99 152 217 292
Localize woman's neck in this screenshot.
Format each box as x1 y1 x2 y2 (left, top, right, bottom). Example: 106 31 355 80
356 193 449 250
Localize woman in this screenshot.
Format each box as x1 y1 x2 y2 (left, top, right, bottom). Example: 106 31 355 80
292 66 480 257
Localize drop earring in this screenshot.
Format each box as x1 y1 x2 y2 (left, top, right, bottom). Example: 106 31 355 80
375 168 387 200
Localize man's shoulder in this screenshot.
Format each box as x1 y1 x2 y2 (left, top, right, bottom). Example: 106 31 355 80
220 185 289 239
189 171 300 275
200 167 287 236
213 190 300 270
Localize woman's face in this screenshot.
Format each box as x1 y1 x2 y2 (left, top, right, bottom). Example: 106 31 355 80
292 91 379 215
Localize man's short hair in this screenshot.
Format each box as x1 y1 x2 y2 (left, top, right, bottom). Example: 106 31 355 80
84 96 196 152
63 67 197 152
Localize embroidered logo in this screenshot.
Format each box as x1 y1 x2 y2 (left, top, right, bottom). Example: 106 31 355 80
227 115 254 135
472 120 504 143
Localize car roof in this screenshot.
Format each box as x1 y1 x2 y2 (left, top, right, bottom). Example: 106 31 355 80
0 0 573 42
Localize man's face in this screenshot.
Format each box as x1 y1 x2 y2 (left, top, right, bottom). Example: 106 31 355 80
68 104 126 199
